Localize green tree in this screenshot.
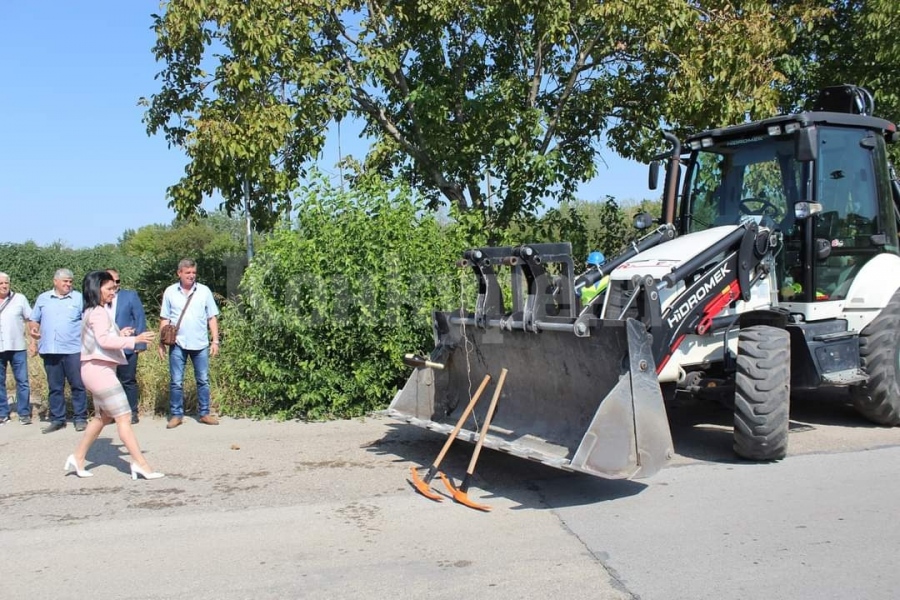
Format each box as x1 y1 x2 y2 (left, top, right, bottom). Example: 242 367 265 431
586 197 633 258
780 1 900 148
144 0 825 231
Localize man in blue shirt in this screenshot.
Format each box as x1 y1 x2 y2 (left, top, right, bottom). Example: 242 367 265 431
158 259 220 429
29 268 88 433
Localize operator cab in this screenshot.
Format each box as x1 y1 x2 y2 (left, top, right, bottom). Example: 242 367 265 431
675 88 899 305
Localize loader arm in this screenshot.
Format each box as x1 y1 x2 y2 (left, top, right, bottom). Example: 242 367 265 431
653 221 771 372
575 224 678 294
574 221 775 373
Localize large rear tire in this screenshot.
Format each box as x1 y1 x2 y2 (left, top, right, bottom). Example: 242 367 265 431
851 289 900 426
733 326 790 460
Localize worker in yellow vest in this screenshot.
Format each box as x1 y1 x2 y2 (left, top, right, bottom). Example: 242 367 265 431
579 251 610 305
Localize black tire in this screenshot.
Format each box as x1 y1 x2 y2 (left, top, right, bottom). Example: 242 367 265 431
851 289 900 426
733 325 790 460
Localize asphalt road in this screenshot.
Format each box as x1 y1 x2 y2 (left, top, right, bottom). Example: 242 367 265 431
1 391 898 600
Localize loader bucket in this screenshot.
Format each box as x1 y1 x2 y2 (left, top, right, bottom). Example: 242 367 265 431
389 315 674 479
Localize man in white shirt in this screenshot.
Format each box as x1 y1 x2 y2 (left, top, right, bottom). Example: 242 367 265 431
0 272 35 424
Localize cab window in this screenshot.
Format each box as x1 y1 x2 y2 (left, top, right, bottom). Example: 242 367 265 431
813 127 880 300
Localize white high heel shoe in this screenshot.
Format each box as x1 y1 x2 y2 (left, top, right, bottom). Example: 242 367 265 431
64 454 93 478
130 463 165 480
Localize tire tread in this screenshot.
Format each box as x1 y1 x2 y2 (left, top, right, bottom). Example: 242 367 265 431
851 289 900 426
733 325 790 460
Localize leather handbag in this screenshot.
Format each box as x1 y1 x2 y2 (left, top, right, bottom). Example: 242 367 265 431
160 291 195 346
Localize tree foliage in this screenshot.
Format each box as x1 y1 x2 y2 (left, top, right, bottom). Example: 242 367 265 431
781 0 900 144
145 0 826 230
0 213 247 317
215 174 484 419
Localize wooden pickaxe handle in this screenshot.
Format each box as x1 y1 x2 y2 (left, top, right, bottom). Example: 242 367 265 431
409 375 491 500
420 374 491 484
464 368 508 479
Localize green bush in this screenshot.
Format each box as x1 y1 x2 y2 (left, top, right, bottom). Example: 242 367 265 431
0 211 248 313
215 176 485 420
0 242 141 303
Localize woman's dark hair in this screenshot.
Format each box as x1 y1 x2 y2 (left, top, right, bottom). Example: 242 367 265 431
82 270 114 311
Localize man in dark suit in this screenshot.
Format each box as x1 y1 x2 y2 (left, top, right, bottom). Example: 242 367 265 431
107 269 147 424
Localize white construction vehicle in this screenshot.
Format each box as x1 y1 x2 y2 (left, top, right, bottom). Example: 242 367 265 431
390 85 900 479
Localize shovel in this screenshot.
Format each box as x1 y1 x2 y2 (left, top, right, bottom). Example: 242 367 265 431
440 367 508 511
410 374 492 501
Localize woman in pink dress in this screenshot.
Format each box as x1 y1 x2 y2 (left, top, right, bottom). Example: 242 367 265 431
64 270 164 480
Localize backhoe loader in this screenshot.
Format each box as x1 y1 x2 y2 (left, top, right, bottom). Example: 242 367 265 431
389 85 900 479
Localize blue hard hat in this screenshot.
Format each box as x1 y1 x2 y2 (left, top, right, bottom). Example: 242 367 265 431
586 251 605 267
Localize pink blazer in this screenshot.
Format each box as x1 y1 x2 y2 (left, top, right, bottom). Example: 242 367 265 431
81 306 135 364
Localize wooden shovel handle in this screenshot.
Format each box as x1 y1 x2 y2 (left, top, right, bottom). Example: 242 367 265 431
466 368 508 475
431 374 491 469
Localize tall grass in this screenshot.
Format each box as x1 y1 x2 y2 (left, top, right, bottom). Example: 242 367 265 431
4 352 214 419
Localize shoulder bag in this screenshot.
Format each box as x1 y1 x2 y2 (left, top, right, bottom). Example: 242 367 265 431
0 292 14 317
160 291 195 346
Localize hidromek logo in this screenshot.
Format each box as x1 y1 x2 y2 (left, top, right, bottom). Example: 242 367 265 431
666 264 732 328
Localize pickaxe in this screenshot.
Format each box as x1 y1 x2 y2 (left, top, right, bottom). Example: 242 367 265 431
440 367 508 511
409 374 492 501
402 353 445 370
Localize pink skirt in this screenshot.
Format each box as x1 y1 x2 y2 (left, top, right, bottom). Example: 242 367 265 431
81 359 131 419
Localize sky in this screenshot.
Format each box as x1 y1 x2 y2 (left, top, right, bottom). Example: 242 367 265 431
0 2 649 249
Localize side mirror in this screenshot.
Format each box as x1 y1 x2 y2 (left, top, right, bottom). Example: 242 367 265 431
793 201 823 221
648 161 660 190
634 212 655 230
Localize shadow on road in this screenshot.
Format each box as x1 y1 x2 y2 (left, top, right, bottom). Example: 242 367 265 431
369 387 895 509
366 423 648 510
665 388 889 464
789 388 875 427
83 438 136 476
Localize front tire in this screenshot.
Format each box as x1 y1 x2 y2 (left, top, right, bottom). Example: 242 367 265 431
733 326 790 460
851 289 900 426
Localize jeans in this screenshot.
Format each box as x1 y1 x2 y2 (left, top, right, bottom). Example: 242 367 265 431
168 345 211 417
116 352 140 414
0 350 30 419
42 353 88 423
